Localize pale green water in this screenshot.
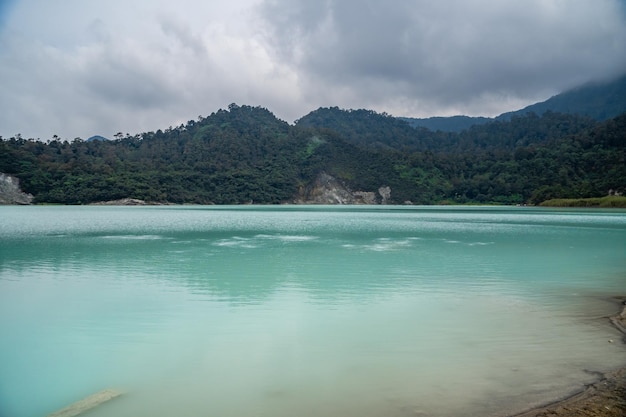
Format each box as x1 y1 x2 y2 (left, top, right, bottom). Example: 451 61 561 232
0 206 625 417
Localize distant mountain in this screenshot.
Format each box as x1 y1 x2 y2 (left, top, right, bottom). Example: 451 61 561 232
86 135 109 142
398 73 626 132
497 73 626 121
398 115 491 132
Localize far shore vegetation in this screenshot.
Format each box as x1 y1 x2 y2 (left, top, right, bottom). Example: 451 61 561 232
540 195 626 208
1 105 625 206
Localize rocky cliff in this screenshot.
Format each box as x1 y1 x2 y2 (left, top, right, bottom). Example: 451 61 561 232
294 172 390 204
0 170 388 206
0 173 33 205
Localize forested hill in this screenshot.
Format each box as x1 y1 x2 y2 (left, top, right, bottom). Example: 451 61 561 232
296 108 424 150
1 104 625 205
398 115 491 133
296 107 598 152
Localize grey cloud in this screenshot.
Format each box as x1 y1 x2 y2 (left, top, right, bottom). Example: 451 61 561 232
0 1 297 139
0 0 282 140
87 76 174 110
0 34 183 138
80 49 181 109
158 16 207 56
259 0 626 115
2 0 625 140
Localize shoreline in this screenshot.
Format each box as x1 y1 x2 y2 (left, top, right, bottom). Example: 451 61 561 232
510 297 626 417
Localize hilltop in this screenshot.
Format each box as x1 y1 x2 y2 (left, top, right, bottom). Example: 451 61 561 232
400 73 626 132
499 73 626 122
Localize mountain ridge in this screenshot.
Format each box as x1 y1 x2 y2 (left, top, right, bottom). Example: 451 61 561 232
497 73 626 121
398 73 626 132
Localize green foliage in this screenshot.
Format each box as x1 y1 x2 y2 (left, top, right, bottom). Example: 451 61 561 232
539 196 626 208
399 115 491 132
2 104 625 206
300 135 325 160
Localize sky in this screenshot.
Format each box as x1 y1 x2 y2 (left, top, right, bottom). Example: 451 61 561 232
1 0 625 140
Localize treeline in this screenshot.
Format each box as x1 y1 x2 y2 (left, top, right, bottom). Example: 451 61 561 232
1 104 625 205
297 107 626 204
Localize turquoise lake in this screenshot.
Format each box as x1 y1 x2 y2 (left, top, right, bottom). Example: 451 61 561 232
1 206 625 417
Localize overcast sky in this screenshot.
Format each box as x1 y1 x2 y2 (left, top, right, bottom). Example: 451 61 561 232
1 0 625 140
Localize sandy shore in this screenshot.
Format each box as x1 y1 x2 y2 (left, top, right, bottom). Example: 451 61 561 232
510 297 626 417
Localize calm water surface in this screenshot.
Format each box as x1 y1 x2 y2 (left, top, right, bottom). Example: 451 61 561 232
1 206 625 417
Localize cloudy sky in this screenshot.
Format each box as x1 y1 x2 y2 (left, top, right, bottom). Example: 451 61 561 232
1 0 625 140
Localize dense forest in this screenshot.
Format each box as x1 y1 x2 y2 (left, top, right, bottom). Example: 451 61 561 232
1 103 625 205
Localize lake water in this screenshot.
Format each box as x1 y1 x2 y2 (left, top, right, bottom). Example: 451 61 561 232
1 206 625 417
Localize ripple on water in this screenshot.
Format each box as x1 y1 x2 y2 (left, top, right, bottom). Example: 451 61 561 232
99 235 169 240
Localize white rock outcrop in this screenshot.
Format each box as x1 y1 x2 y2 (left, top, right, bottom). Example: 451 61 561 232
0 173 33 205
294 172 391 205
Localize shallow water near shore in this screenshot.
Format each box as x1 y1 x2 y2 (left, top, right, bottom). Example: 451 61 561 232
1 205 625 417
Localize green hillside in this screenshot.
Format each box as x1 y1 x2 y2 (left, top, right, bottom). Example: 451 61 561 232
399 116 491 133
1 104 625 206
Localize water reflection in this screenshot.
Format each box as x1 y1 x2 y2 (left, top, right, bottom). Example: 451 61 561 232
2 213 625 304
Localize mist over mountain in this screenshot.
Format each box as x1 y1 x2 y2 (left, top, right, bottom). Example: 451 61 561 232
399 73 626 132
497 73 626 121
